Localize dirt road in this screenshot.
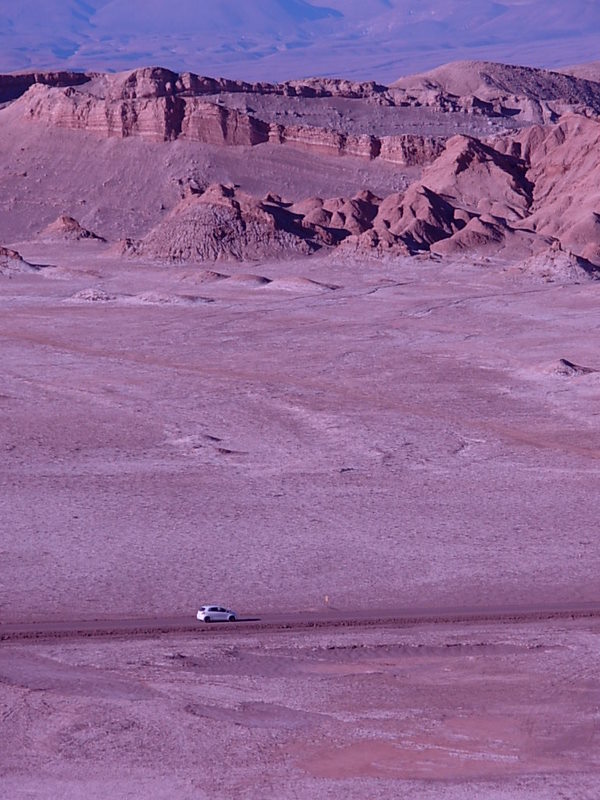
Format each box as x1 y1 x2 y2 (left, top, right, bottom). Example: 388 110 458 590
3 601 600 641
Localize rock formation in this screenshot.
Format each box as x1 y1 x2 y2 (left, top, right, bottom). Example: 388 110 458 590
0 246 41 276
133 184 319 262
23 83 270 145
509 247 598 283
41 215 106 242
501 114 600 264
335 116 600 266
554 358 599 377
391 61 600 123
121 104 600 268
4 62 600 270
18 71 444 166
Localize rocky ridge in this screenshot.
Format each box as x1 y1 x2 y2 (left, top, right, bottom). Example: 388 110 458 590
12 62 600 167
4 63 600 274
18 69 444 166
126 110 600 273
391 61 600 123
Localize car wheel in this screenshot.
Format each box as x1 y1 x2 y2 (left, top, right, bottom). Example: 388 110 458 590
204 616 211 623
228 615 236 622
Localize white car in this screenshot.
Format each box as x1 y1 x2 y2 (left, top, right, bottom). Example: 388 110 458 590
196 605 237 623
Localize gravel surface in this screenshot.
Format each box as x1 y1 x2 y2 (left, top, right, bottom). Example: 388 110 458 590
2 617 600 798
2 247 600 623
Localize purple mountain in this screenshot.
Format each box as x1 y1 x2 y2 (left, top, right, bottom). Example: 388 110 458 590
2 1 600 81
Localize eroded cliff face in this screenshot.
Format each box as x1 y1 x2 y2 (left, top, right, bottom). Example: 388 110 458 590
5 66 388 102
6 65 600 274
127 110 600 272
102 67 388 102
22 83 272 144
23 83 181 140
15 68 445 166
378 136 446 166
182 100 270 146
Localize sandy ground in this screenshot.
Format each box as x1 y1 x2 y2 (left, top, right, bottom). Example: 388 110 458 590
2 239 600 796
2 616 600 798
2 243 600 624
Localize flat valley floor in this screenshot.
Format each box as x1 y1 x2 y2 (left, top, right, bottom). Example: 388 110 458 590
2 617 600 798
2 243 600 796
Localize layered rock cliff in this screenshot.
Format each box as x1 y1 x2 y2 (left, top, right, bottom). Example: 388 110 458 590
6 64 600 274
23 83 271 145
19 74 444 165
129 111 600 273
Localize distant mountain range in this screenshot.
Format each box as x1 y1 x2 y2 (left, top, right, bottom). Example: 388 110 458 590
2 0 600 81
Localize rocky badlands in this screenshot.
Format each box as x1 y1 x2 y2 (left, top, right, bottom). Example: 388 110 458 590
2 61 600 798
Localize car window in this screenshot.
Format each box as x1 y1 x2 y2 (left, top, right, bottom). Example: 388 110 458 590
209 606 218 612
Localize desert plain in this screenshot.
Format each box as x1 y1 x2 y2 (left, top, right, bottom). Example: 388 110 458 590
2 61 600 797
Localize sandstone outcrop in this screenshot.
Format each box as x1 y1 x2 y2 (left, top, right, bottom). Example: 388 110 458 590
268 125 379 159
98 67 388 102
181 100 270 145
15 68 444 166
0 246 41 276
134 184 318 262
338 115 600 265
280 77 388 101
378 136 445 166
22 83 270 144
41 215 106 242
498 114 600 264
128 107 600 267
307 114 600 264
7 63 600 270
